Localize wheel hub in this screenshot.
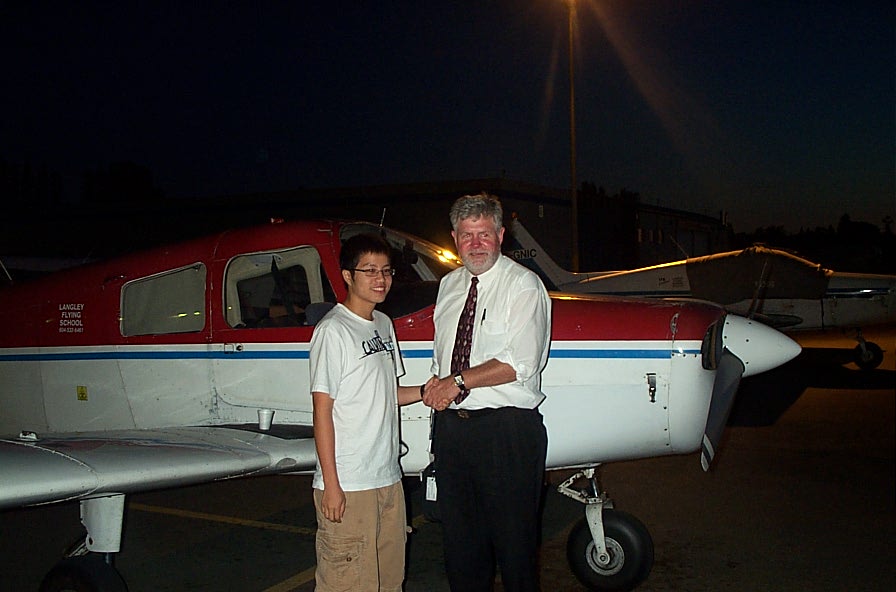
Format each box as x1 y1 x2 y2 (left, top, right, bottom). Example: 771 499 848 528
586 537 625 575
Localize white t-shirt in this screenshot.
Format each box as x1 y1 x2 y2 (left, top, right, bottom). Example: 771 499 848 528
310 303 405 491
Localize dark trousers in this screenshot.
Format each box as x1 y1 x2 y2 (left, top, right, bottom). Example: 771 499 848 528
433 407 548 592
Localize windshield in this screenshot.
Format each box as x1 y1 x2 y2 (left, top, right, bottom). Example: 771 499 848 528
340 222 462 318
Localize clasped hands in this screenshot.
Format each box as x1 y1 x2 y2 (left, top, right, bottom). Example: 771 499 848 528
421 375 459 411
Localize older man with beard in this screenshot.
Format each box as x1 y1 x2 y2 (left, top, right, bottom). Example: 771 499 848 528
423 192 552 592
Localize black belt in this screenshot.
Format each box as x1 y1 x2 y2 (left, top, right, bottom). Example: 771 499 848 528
442 407 502 419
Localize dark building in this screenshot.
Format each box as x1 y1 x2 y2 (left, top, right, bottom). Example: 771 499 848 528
215 178 730 270
1 177 729 270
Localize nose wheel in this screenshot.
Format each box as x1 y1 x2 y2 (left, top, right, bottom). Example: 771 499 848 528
853 331 884 370
566 510 653 592
558 469 654 591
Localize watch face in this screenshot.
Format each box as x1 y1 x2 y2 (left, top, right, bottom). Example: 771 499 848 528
454 373 464 387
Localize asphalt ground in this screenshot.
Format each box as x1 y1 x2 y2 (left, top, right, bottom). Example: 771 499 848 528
3 326 894 591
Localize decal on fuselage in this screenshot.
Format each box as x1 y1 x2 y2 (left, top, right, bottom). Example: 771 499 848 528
58 303 85 333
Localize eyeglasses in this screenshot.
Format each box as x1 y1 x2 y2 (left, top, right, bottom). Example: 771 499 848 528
350 267 396 278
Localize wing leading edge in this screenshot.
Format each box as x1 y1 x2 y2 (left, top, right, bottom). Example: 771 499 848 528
0 427 318 509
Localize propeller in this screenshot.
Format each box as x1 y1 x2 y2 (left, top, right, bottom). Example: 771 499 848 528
700 350 744 471
699 314 801 471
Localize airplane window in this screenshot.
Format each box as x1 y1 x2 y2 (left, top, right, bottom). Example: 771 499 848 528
224 247 336 328
120 264 207 336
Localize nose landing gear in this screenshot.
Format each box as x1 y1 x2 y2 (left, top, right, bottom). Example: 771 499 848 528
558 468 654 591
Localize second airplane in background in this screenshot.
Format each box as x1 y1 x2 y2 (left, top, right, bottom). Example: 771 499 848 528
506 217 895 369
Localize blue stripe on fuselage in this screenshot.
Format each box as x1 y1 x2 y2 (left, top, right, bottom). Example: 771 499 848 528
0 346 699 363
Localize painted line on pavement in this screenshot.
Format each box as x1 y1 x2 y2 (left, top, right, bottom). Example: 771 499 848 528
130 503 316 536
260 513 434 591
261 566 317 592
131 504 439 591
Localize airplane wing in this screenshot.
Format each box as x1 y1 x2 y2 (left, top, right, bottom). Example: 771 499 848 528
0 426 317 509
749 312 804 329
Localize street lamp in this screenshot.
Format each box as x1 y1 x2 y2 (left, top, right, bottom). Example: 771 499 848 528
566 0 579 271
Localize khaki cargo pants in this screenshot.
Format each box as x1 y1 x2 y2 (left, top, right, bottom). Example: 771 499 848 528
313 481 406 592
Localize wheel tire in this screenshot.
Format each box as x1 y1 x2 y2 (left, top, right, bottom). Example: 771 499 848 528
39 556 128 592
566 509 654 592
854 342 884 370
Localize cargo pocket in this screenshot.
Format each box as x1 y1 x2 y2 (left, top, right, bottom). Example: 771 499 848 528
316 533 364 592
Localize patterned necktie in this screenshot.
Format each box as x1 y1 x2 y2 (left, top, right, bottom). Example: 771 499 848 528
450 276 478 404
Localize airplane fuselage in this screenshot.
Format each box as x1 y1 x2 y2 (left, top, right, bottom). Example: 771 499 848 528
0 220 799 478
0 297 720 475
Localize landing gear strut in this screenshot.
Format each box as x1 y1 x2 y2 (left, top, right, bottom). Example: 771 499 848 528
558 468 653 592
853 330 884 370
39 495 128 592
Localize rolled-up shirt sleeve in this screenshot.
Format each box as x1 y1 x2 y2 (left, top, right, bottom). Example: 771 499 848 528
488 273 552 383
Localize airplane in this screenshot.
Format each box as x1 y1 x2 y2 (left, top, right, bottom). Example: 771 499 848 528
0 218 801 592
506 217 895 370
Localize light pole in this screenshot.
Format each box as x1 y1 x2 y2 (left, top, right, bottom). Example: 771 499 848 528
566 0 579 271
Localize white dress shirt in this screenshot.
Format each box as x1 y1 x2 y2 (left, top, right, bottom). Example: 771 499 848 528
431 254 552 410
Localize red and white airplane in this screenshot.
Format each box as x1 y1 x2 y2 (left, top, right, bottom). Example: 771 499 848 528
507 217 895 370
0 219 800 592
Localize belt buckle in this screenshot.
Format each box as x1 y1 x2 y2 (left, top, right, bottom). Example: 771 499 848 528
456 409 471 419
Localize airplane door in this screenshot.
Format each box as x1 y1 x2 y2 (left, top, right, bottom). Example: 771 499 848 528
211 247 337 425
212 332 316 423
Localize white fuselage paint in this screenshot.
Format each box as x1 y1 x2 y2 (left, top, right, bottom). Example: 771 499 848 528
0 337 711 475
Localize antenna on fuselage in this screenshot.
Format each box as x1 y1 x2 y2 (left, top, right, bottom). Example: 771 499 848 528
0 258 13 285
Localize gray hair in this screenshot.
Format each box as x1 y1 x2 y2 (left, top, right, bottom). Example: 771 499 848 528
449 192 504 231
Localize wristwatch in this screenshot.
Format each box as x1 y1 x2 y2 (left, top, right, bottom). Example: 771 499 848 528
452 372 466 389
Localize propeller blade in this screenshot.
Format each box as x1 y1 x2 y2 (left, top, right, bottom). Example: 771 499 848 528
700 350 745 471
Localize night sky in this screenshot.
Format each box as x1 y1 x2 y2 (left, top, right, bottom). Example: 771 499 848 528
3 1 893 233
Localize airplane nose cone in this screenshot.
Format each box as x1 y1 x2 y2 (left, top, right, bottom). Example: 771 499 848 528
721 315 802 377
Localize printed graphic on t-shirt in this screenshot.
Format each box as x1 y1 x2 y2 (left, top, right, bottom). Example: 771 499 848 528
360 329 395 361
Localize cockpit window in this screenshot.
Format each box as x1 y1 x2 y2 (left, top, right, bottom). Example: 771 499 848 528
121 263 207 336
339 223 460 281
224 246 336 328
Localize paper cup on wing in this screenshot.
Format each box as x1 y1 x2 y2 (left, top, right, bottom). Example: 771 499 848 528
257 408 275 430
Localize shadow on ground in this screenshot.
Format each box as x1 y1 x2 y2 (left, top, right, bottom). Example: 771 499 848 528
731 345 895 426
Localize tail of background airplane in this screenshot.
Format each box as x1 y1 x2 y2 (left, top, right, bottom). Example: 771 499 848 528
505 217 612 291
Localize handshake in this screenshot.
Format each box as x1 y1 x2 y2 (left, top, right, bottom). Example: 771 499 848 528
420 375 459 411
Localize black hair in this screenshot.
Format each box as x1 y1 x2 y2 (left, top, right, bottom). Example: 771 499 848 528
339 233 392 271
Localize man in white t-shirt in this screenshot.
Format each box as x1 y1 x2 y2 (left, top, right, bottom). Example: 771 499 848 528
309 233 427 592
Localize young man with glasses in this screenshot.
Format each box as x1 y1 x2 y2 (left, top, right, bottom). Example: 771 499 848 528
309 233 427 592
